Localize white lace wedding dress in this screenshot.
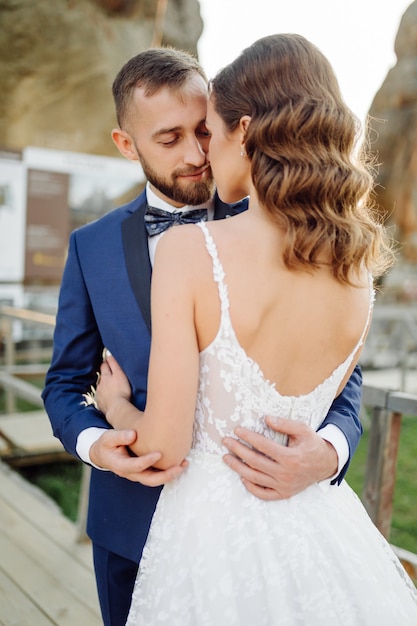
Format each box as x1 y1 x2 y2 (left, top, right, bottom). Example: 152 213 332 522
126 222 417 625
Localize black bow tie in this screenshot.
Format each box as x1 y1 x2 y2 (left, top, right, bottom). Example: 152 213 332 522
144 205 208 236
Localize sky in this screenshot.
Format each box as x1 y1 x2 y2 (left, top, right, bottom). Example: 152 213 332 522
198 0 413 124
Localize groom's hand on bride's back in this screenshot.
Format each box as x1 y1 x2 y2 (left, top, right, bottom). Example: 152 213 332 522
222 417 338 500
90 428 188 486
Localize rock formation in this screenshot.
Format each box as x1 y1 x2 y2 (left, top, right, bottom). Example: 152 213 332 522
0 0 203 156
368 0 417 261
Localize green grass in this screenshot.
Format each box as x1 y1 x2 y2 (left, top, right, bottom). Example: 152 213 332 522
346 412 417 553
19 461 83 522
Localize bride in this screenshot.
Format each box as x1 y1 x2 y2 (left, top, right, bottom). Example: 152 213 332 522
96 33 417 625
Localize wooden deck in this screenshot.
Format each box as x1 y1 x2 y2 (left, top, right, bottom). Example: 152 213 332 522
0 461 101 625
0 409 70 466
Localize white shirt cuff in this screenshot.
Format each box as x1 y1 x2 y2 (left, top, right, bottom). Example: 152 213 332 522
316 424 349 492
76 427 110 470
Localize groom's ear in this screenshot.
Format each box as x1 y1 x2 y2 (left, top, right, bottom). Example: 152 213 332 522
112 128 139 162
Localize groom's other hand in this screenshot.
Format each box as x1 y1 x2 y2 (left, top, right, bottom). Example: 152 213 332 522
90 429 187 486
222 417 338 500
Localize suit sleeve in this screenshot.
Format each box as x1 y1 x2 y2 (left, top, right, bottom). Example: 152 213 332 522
42 231 110 459
317 365 363 485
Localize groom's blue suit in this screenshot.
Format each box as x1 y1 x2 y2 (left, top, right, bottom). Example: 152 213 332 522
42 188 363 620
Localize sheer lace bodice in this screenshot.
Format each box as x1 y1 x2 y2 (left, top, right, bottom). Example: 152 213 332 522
192 221 374 455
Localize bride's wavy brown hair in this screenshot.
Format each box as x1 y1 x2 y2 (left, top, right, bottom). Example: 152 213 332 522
211 33 395 283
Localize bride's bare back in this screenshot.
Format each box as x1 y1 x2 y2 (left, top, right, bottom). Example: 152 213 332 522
192 211 371 398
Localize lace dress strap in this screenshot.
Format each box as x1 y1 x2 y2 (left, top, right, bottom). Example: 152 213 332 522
196 221 229 314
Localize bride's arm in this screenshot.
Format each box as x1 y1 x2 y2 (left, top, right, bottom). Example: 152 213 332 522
96 227 200 469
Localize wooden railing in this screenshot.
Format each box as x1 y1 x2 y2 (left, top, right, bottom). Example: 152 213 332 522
360 385 417 578
0 305 90 540
0 305 55 413
1 305 416 575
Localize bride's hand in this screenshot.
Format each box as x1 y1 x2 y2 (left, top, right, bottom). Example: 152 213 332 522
96 352 132 421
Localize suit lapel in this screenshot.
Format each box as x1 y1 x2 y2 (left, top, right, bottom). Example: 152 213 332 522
121 197 152 334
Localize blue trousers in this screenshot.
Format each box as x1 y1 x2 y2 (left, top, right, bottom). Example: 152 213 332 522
93 543 139 626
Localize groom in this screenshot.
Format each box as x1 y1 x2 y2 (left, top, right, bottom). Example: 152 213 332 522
42 48 363 626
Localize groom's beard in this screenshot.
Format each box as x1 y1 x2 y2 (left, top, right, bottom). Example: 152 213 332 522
135 145 214 206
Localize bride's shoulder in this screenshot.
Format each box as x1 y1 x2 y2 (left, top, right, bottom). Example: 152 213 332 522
153 224 212 276
157 223 204 252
